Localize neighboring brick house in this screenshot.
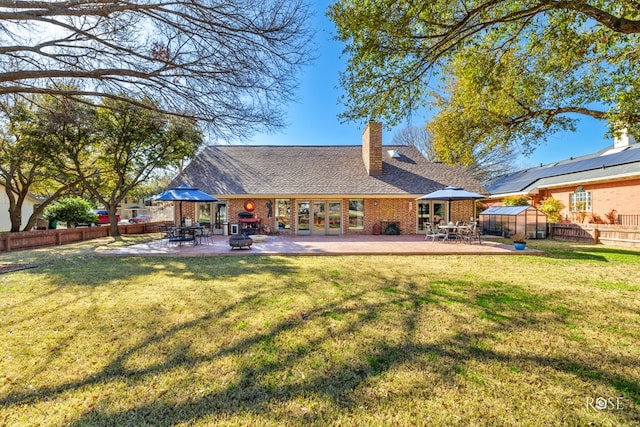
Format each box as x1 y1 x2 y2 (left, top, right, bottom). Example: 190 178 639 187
169 122 485 235
485 132 640 225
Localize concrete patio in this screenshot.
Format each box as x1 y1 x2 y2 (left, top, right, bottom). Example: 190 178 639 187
98 234 543 257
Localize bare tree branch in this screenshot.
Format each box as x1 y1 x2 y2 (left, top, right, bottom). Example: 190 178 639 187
0 0 314 139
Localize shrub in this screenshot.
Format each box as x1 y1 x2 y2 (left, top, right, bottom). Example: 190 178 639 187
588 213 605 224
44 197 98 227
502 196 529 206
538 197 565 223
511 231 528 243
604 209 617 224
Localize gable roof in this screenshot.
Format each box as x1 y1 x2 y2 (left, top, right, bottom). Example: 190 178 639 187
171 144 485 196
487 143 640 195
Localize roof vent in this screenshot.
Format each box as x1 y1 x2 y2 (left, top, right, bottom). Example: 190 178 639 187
387 149 400 158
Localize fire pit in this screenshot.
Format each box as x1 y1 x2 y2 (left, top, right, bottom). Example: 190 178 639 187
229 233 253 250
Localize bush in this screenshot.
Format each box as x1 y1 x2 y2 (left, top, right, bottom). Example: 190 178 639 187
511 231 528 243
502 196 529 206
44 197 98 227
588 213 605 224
604 209 617 224
538 197 565 223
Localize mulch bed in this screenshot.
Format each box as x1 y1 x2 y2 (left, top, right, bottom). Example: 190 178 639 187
0 264 38 274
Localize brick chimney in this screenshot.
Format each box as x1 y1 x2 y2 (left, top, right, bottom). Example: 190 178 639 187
362 121 383 176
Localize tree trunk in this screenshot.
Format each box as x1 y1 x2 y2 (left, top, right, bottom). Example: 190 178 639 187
9 208 22 232
109 220 120 238
108 206 121 237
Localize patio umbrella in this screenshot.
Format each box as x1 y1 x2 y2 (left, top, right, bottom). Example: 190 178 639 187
153 184 219 225
417 186 485 223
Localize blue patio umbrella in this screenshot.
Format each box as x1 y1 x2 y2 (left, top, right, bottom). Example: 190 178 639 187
153 184 219 225
417 186 485 222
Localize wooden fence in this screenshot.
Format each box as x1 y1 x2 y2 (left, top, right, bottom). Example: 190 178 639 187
549 223 640 248
0 222 170 252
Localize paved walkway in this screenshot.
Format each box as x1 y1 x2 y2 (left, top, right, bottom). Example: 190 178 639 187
98 234 543 257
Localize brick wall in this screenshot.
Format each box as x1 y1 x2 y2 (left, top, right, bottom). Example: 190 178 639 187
362 121 383 176
539 178 640 222
180 197 477 235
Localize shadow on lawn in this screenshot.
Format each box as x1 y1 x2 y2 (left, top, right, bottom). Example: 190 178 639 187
2 273 638 425
532 242 640 262
17 255 299 287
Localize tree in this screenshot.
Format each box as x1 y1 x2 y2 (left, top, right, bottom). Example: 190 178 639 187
392 124 514 182
329 1 640 146
0 0 313 140
0 96 80 232
38 96 202 237
391 126 437 160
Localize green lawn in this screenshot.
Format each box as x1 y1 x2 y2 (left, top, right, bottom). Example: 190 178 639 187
1 237 639 426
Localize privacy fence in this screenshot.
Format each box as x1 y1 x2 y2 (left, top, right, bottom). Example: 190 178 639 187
549 223 640 248
0 222 170 252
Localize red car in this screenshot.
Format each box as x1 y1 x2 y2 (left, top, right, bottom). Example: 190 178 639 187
91 210 121 225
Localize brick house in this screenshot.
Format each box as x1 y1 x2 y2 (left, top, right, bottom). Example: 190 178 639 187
168 122 485 235
484 132 640 225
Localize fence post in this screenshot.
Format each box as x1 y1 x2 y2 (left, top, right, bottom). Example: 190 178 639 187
593 227 600 244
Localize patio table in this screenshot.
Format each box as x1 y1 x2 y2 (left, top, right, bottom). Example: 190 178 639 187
438 225 466 242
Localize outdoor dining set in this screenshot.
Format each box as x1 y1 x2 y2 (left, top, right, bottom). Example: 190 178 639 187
159 225 211 246
425 221 481 244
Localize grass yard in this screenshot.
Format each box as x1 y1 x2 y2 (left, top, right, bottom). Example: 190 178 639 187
0 237 639 426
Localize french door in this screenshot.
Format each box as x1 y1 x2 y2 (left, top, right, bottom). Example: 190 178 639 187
417 201 445 232
298 201 341 234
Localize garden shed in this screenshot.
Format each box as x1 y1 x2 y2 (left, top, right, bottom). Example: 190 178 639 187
479 206 547 239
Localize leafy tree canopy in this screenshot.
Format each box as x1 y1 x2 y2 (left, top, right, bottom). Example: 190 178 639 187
35 94 203 236
329 0 640 155
0 96 82 231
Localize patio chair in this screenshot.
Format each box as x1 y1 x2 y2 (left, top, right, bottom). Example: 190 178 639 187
425 224 446 242
466 223 482 244
159 225 171 246
160 226 182 247
457 225 471 243
196 226 212 245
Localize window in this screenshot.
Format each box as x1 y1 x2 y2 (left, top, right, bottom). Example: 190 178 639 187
349 199 364 229
570 187 591 212
275 199 291 230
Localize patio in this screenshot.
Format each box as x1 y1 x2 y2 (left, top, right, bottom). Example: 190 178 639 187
97 234 542 257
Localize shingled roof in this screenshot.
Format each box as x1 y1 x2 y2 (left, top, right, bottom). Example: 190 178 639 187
171 144 485 196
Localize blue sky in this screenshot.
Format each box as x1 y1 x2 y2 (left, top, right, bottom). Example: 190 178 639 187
246 1 614 169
